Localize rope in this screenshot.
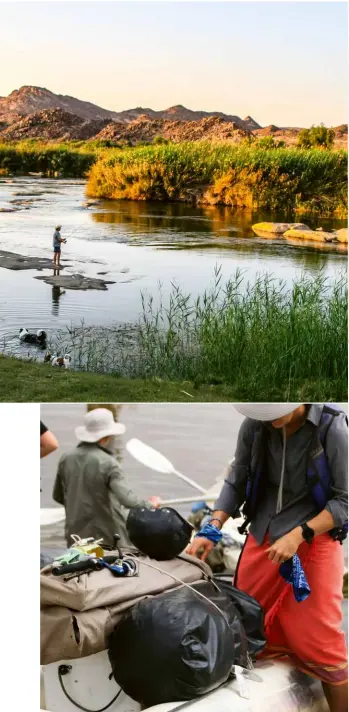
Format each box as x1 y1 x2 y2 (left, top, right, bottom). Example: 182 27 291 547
58 666 122 712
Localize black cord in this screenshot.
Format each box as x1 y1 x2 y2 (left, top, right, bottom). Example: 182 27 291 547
58 665 122 712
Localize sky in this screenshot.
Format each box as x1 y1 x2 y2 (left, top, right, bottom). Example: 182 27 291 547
1 1 347 127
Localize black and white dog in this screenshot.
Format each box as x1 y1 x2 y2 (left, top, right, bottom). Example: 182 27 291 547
19 328 47 346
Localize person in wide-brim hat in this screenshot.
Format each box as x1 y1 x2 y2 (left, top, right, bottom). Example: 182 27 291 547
188 403 348 710
53 408 160 548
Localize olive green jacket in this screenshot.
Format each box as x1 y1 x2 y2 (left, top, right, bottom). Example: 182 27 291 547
53 442 150 547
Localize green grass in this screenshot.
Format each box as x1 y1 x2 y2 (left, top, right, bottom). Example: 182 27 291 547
87 142 348 216
0 354 343 403
0 354 241 402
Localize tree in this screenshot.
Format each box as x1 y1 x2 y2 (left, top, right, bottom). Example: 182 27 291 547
297 124 335 149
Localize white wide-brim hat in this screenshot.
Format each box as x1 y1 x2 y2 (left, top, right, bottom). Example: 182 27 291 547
234 404 302 421
75 408 126 442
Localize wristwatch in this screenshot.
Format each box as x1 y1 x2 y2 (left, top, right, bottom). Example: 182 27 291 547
301 522 315 544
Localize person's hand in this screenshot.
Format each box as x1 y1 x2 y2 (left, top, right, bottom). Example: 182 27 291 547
148 495 162 509
186 537 214 561
266 527 303 564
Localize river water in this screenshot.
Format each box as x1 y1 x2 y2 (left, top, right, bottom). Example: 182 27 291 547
1 177 347 356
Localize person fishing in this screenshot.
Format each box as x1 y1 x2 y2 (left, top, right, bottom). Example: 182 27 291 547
187 404 348 712
52 224 66 267
53 408 161 547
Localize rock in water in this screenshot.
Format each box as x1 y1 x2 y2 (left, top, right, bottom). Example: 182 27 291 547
284 228 336 243
35 273 115 291
252 222 310 236
336 228 348 243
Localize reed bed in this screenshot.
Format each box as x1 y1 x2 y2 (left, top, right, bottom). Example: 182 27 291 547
87 143 348 216
0 142 97 177
40 269 347 401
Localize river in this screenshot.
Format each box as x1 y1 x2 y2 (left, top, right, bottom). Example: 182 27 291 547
1 177 347 357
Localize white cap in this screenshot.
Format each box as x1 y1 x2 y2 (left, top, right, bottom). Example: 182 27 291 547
75 408 126 443
234 404 302 421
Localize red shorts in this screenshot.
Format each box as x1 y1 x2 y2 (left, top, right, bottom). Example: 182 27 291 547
235 533 348 684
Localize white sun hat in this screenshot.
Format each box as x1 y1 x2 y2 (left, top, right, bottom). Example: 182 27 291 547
75 408 126 442
234 404 302 421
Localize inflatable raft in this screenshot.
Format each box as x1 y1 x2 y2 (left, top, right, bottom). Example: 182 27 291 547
41 648 327 712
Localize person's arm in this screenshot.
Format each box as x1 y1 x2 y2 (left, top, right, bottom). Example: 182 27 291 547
267 412 348 564
40 429 58 458
108 464 152 511
187 419 254 560
52 460 65 505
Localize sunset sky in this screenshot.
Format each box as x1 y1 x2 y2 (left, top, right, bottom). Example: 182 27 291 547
1 1 347 126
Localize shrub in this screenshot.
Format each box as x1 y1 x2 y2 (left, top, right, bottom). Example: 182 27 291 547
297 124 335 150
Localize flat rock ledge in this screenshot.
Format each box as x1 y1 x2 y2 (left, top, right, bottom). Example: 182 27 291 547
0 250 68 271
35 273 115 291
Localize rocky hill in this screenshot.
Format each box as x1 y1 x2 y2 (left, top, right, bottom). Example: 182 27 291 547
0 86 121 123
0 109 111 142
0 86 260 130
0 87 346 148
94 115 250 145
0 110 251 144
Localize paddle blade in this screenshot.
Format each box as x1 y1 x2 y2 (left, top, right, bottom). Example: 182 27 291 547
126 438 174 474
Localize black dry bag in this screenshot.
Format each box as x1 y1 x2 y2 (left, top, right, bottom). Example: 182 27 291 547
213 574 266 657
108 580 248 707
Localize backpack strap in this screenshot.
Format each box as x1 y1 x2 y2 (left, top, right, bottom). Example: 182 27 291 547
309 405 348 543
238 424 268 535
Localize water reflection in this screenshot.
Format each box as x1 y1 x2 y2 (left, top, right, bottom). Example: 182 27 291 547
90 202 347 268
91 200 347 259
52 285 62 316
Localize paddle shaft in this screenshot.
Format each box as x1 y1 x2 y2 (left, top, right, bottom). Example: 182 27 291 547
172 469 206 494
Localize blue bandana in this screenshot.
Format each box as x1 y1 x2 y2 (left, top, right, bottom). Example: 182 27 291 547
196 522 223 545
279 554 311 602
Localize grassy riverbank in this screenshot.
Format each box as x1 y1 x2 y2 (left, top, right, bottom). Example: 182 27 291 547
0 354 344 403
0 355 245 402
32 270 348 402
0 141 347 215
87 143 348 216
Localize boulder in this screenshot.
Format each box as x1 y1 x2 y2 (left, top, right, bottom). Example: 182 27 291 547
252 222 310 236
284 228 335 243
336 228 348 243
252 222 290 235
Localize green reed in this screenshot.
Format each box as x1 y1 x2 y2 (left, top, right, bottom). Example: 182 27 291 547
36 270 347 401
0 142 97 177
87 143 348 215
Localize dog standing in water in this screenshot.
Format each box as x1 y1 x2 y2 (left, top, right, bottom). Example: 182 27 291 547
53 225 66 267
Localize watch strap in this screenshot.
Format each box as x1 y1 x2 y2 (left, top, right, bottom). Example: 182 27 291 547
301 522 315 543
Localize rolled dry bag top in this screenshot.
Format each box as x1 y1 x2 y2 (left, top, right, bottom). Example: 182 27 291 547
126 506 193 560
